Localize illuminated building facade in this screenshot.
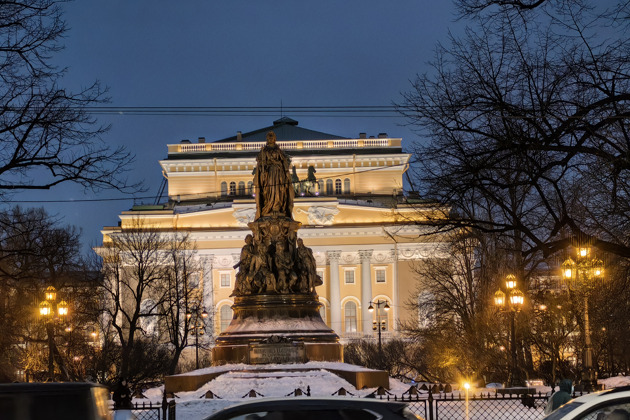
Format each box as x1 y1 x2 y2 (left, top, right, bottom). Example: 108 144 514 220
101 117 449 342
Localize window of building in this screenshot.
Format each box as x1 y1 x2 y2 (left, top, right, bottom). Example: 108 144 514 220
220 305 233 332
344 269 355 284
229 181 236 196
335 179 342 194
247 181 253 195
220 273 231 288
238 181 245 195
326 179 333 195
318 180 324 194
377 305 389 331
344 301 357 332
319 303 327 324
188 272 201 289
344 178 351 194
317 269 325 286
220 181 227 197
375 269 386 283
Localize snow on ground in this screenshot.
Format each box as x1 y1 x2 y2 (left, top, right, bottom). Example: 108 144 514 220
136 362 411 420
135 370 630 420
600 376 630 389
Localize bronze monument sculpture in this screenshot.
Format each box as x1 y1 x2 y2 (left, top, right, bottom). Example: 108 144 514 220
212 131 342 365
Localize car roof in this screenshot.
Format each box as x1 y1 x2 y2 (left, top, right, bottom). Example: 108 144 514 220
206 396 407 417
0 382 107 393
570 388 630 405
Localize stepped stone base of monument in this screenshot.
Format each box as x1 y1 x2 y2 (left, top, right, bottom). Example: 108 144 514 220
212 294 342 365
164 363 390 394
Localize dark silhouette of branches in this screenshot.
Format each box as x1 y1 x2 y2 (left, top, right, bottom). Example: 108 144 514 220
0 0 138 197
400 1 630 259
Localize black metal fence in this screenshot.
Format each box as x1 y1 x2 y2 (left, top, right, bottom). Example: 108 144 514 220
119 388 591 420
112 400 176 420
377 391 554 420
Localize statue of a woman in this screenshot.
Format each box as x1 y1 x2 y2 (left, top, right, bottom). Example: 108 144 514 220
254 131 294 219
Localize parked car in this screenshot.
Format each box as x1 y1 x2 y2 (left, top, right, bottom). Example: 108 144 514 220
203 397 423 420
545 386 630 420
0 382 113 420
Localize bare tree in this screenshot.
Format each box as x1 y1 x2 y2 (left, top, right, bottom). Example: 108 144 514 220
0 0 137 196
159 233 204 375
0 206 98 382
401 232 501 382
399 1 630 259
98 219 200 381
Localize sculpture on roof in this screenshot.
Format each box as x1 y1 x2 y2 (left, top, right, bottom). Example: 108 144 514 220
254 131 294 219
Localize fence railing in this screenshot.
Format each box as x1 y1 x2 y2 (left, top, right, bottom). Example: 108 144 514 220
121 387 590 420
375 392 551 420
112 400 176 420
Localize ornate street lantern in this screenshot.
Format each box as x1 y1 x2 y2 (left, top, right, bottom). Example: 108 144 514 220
494 290 506 307
39 301 52 317
45 286 57 302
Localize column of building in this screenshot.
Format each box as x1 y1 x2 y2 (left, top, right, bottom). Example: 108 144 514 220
202 254 214 334
359 250 373 335
327 250 342 334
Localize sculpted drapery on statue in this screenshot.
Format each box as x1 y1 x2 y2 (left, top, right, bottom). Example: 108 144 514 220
254 131 294 219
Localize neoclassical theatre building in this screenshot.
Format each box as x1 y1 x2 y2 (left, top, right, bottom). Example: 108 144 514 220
101 117 449 342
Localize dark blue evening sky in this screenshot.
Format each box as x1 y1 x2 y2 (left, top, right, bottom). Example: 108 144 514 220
8 1 458 253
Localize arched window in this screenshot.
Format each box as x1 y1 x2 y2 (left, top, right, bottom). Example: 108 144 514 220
238 181 245 195
220 305 233 332
344 178 351 194
247 181 253 195
318 180 324 194
344 301 357 332
139 299 157 336
220 182 227 197
326 179 333 195
319 303 327 324
377 304 389 331
335 179 342 194
229 182 236 196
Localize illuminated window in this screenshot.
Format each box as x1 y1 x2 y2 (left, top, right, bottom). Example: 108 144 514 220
377 305 389 331
326 179 333 195
238 181 245 195
344 301 357 332
335 179 342 194
344 178 351 194
220 273 231 288
317 269 325 286
220 305 233 332
319 303 327 324
344 270 355 284
375 269 386 283
229 182 236 195
220 182 227 197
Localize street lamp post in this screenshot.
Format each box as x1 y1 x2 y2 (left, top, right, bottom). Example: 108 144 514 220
562 246 603 391
368 300 390 354
38 286 68 381
186 307 208 370
494 274 524 387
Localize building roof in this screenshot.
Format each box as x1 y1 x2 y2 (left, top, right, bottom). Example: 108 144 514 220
215 117 346 142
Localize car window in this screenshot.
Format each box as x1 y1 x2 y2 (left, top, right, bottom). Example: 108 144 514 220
224 409 379 420
578 402 630 420
545 401 585 420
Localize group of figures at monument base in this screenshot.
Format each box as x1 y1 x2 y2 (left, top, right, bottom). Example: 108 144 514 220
231 226 322 297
